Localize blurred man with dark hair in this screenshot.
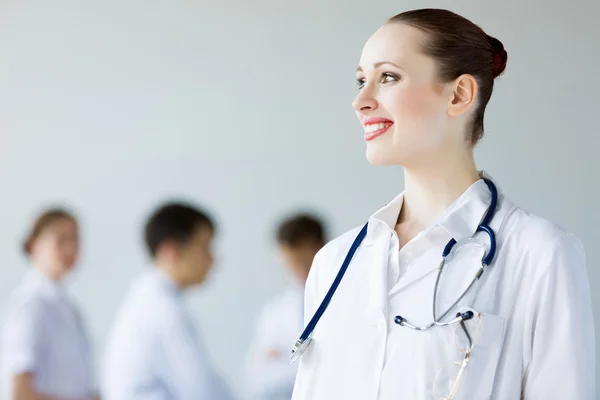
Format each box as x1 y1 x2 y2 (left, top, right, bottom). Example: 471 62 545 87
245 212 326 400
103 202 233 400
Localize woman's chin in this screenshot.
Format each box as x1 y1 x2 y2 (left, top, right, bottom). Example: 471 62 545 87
366 146 402 166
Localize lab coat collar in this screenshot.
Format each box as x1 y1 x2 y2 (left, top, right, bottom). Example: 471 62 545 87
24 268 66 300
149 267 182 296
365 171 499 245
365 193 404 244
437 176 493 243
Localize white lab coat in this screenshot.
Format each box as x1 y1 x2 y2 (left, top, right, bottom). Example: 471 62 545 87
292 174 595 400
102 268 233 400
245 286 304 400
0 269 97 399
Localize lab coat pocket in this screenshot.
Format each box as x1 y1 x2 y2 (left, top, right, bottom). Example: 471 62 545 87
450 308 506 400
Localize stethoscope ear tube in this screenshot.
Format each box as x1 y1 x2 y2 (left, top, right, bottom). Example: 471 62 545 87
290 223 369 362
298 223 369 342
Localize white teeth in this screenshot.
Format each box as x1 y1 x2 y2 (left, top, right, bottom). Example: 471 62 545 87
365 122 390 133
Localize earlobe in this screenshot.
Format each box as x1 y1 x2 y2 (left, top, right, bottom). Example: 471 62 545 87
448 74 478 117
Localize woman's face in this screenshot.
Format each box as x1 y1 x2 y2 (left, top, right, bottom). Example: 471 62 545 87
353 23 455 167
30 218 79 280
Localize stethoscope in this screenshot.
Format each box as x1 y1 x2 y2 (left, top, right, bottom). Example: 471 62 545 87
290 178 498 363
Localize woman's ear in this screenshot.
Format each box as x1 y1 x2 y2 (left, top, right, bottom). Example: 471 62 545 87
447 74 478 117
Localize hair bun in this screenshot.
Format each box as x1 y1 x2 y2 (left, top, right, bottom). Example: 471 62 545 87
488 36 507 78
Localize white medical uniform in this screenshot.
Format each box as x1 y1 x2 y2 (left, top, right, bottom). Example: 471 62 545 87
245 286 304 400
102 268 233 400
0 269 97 399
292 174 595 400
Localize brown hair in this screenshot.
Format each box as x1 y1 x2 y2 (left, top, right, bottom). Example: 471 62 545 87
387 8 508 144
276 213 326 247
23 208 77 255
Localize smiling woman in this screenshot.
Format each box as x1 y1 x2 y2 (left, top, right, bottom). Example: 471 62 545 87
291 8 594 400
353 11 506 168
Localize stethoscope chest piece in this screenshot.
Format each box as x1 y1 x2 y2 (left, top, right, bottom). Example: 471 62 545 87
290 336 313 364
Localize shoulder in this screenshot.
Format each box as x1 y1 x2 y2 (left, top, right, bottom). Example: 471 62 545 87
3 284 48 323
503 199 581 247
499 198 585 272
318 225 365 262
305 224 366 290
1 290 48 343
259 288 301 323
261 290 293 314
113 273 180 329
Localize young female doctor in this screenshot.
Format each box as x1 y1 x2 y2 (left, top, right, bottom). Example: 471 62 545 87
0 209 99 400
290 8 595 400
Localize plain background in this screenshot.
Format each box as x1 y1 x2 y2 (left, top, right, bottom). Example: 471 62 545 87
0 0 598 397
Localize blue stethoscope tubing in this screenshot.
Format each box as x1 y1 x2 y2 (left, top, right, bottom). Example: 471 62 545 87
290 178 498 362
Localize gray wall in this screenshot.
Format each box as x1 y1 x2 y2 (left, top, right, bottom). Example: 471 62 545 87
0 0 598 397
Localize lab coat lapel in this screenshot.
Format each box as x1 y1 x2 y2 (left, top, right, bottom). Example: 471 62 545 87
360 192 403 314
361 223 390 317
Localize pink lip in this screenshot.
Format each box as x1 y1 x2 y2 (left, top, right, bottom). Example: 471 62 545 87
362 117 394 141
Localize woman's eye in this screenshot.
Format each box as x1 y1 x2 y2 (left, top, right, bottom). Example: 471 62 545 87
356 78 365 89
357 72 399 89
382 72 400 83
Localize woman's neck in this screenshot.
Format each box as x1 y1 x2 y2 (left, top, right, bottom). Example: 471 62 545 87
398 152 480 232
32 261 64 282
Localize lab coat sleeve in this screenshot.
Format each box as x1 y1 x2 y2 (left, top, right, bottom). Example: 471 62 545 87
161 311 234 400
522 233 596 399
0 300 45 375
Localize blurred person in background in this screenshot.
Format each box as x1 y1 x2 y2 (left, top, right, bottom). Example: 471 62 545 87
245 213 326 400
102 201 233 400
0 208 100 400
